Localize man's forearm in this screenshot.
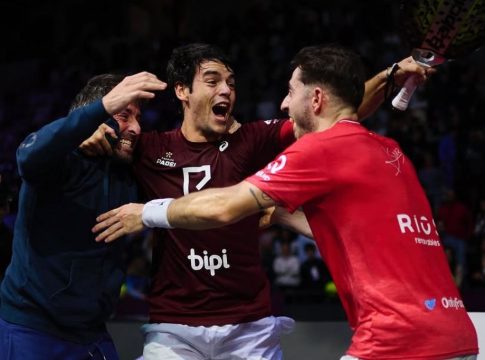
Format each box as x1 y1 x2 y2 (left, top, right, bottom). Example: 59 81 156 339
273 207 314 239
358 69 388 120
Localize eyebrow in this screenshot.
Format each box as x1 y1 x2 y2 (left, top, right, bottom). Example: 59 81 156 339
123 107 141 120
202 70 235 80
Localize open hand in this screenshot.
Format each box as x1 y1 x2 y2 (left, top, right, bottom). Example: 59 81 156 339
92 203 145 242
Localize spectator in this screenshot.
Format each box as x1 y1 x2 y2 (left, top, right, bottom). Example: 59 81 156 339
437 188 474 288
273 238 300 289
300 243 330 290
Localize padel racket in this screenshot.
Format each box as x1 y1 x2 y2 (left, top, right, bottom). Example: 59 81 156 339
392 0 485 111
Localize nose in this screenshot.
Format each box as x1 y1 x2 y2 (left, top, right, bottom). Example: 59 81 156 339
219 82 232 96
280 95 289 112
127 117 141 135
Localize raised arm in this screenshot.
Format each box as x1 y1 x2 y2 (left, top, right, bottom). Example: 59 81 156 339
18 72 166 182
17 101 109 182
357 56 432 120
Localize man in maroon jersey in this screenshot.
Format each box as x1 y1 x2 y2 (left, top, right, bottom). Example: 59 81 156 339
94 44 478 359
91 43 433 359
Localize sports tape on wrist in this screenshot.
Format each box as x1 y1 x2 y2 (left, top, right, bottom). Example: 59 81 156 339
142 198 175 229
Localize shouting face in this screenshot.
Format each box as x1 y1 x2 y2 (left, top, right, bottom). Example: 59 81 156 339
178 60 236 141
112 102 141 163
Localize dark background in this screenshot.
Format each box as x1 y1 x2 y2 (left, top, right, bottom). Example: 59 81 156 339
1 0 485 317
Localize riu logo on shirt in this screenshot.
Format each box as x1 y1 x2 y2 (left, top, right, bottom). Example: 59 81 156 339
256 155 287 181
396 213 441 247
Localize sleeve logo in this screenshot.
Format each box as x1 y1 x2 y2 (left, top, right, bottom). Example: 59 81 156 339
268 155 287 174
255 155 287 181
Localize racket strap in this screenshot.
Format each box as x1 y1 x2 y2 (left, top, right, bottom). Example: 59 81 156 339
384 62 400 103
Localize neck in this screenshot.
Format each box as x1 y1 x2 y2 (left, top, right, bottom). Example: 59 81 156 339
316 106 358 132
180 121 220 143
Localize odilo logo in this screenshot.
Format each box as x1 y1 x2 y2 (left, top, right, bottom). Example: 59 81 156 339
187 248 230 276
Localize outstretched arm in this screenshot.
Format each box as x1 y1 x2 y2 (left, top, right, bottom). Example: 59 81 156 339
358 56 432 120
93 181 275 242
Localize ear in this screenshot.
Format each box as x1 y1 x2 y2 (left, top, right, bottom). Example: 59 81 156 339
175 83 190 102
311 87 327 114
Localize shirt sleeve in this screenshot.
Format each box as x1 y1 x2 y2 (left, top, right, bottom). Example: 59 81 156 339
246 134 333 213
278 119 295 149
16 100 109 182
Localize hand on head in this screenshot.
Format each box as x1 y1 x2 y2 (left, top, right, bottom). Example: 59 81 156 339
102 72 167 115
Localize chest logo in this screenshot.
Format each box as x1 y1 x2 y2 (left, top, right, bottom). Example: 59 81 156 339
187 248 230 276
219 141 229 152
383 147 404 175
156 151 177 167
268 155 287 174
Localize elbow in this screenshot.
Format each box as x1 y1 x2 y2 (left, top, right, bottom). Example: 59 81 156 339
16 153 35 182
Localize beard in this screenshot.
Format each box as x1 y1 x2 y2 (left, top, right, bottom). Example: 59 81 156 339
112 132 137 164
292 106 314 139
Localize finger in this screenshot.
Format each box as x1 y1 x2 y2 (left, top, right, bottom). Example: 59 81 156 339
92 217 113 234
92 219 109 234
100 137 114 156
80 148 95 157
104 126 117 139
104 228 127 243
96 208 119 223
134 91 158 99
259 214 271 228
95 221 123 242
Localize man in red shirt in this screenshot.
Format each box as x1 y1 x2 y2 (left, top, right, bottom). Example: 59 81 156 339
95 44 478 359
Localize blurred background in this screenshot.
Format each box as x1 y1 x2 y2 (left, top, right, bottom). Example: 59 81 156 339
1 0 485 337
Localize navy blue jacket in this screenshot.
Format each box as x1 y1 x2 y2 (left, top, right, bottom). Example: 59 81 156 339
0 100 138 344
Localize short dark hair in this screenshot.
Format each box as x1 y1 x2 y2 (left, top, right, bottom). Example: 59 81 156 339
291 44 365 110
167 43 233 92
69 74 125 113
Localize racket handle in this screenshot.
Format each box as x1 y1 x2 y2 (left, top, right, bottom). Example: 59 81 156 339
391 75 418 111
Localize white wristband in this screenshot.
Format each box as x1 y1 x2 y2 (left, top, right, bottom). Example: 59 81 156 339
142 198 175 229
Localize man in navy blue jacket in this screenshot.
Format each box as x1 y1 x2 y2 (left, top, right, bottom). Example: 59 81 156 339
0 72 165 359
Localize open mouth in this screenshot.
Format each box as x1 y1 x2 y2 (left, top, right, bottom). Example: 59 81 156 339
212 102 230 118
119 139 133 149
117 135 137 151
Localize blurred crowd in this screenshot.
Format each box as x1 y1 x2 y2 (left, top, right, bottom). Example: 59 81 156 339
1 0 485 318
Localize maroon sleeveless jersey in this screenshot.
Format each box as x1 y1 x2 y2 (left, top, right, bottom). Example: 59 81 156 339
133 119 293 325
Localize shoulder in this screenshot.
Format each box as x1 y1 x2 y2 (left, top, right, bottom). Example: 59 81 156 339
242 118 288 131
138 128 179 147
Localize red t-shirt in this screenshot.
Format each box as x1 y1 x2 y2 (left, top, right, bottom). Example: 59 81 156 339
134 119 293 325
247 120 478 359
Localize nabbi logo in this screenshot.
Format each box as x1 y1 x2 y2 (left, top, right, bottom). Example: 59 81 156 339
187 248 230 276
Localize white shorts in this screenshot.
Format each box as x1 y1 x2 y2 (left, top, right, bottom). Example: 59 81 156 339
340 355 477 360
142 316 295 360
